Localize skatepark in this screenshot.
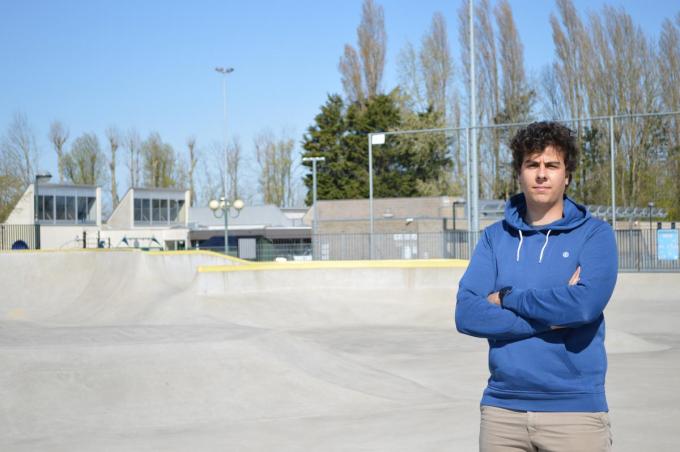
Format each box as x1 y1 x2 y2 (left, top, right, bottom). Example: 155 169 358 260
0 249 678 451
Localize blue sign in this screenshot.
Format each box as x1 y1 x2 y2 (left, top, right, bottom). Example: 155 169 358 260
657 229 679 260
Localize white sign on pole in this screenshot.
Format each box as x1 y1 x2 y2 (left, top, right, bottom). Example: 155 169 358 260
371 133 385 145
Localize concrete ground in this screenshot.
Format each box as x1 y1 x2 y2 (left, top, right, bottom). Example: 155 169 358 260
0 250 678 451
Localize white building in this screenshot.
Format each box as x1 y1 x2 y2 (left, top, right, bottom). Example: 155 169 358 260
5 183 103 249
3 184 190 251
102 187 191 250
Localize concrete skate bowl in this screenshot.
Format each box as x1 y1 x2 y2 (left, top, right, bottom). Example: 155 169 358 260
1 250 679 451
0 251 470 451
0 249 245 325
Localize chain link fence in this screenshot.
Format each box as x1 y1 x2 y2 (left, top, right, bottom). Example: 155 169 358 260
193 230 677 272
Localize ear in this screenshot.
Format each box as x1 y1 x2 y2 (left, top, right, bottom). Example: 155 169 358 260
565 173 570 186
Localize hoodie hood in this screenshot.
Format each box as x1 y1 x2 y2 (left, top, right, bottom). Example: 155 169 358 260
504 193 590 232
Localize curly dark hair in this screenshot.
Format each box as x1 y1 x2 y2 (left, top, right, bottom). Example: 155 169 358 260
510 121 578 179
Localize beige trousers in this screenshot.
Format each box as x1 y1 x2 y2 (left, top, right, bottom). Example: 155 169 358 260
479 405 613 452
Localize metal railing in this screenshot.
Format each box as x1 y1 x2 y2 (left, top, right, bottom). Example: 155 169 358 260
616 229 680 272
311 230 677 271
192 229 678 271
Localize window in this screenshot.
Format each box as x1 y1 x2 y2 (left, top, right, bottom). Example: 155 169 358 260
37 195 52 220
86 197 96 221
141 198 150 222
159 199 168 221
56 196 66 220
66 196 76 220
136 196 183 224
78 197 89 222
169 199 178 222
44 195 54 220
135 198 152 224
134 198 143 222
152 199 161 222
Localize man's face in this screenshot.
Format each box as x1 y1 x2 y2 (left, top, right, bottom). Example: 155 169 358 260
518 145 568 207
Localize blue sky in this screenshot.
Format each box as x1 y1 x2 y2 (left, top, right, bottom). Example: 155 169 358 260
1 0 678 204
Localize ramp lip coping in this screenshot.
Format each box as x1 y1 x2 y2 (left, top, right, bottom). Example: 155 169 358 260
198 259 469 273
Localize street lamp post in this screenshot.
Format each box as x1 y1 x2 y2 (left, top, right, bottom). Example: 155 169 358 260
302 156 325 259
209 197 244 255
648 201 654 231
215 66 234 205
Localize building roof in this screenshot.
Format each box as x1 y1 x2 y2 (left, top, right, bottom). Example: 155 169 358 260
39 183 98 189
189 205 296 229
131 187 187 194
309 196 467 222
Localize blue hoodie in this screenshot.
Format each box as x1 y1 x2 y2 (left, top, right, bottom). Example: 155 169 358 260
455 193 618 412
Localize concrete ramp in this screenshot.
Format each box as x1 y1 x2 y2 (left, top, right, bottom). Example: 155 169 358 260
0 250 678 451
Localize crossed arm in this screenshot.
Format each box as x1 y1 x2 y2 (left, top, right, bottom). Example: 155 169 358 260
486 267 580 331
455 223 617 340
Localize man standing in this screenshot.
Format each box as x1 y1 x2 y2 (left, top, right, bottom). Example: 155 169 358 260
455 121 618 451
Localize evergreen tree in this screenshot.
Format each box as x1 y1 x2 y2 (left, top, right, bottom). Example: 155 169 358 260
301 93 453 204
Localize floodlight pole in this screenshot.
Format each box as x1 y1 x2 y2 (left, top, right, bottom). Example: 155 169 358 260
303 156 325 259
368 136 374 259
469 0 479 249
609 115 616 228
215 66 234 214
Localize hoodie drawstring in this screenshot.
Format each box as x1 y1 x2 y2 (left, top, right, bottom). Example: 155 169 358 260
516 230 523 262
516 229 552 263
539 230 552 263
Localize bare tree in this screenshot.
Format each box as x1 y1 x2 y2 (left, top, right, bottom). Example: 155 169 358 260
495 0 533 124
339 45 365 104
140 132 178 188
420 12 454 116
62 133 107 186
458 0 532 199
539 65 568 120
48 121 69 182
550 0 590 120
658 14 680 217
358 0 386 98
659 16 680 136
255 130 295 207
339 0 386 102
199 138 243 206
106 127 120 207
0 112 39 186
226 137 242 202
124 128 141 188
397 41 424 111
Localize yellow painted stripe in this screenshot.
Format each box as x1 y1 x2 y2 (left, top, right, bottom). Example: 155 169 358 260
146 249 252 264
198 259 469 273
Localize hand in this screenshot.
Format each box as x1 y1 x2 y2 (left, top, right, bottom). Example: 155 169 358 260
487 291 501 306
568 266 581 286
551 266 582 330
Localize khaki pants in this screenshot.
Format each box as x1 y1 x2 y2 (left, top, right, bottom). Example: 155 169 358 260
480 405 613 452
